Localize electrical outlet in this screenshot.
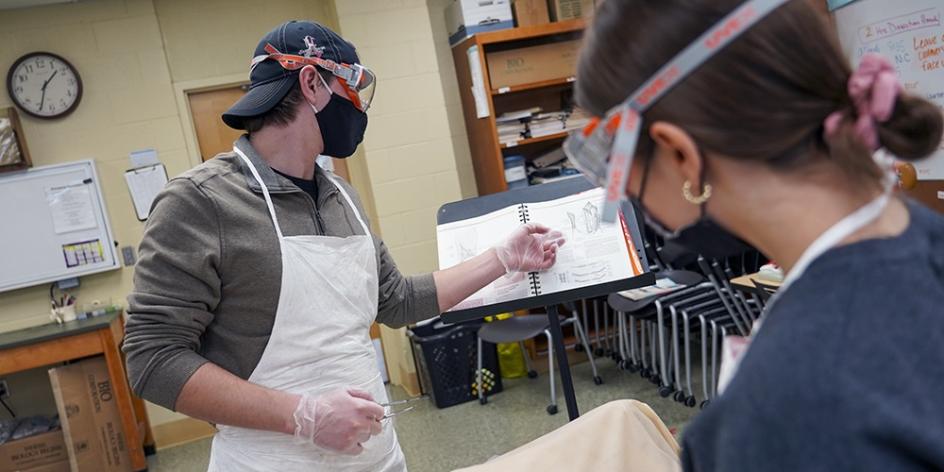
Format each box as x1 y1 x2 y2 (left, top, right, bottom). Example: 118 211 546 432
0 380 8 398
121 246 137 266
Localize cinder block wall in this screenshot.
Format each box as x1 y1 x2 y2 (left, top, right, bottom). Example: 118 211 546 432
333 0 475 392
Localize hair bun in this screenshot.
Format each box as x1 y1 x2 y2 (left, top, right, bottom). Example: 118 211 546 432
879 95 943 162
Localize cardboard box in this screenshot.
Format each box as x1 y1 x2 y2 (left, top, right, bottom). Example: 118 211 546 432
49 357 132 472
513 0 550 27
446 0 514 46
486 39 582 89
548 0 594 21
17 460 71 472
0 429 69 472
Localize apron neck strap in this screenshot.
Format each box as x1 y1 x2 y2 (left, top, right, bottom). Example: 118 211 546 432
234 146 285 240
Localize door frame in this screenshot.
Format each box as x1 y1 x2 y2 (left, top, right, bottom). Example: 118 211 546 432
173 74 250 169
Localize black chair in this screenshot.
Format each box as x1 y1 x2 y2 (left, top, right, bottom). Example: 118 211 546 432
475 309 600 415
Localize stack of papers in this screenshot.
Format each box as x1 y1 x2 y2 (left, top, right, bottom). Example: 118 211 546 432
566 108 592 131
498 122 527 145
497 107 541 145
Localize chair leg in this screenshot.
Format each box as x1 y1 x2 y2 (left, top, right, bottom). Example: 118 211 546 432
520 341 537 379
699 317 711 404
629 315 638 367
602 304 612 355
477 337 486 405
544 330 558 415
573 312 601 384
683 313 694 399
655 302 668 388
592 300 602 355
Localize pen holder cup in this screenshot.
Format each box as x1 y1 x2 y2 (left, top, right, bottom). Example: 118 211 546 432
53 305 77 322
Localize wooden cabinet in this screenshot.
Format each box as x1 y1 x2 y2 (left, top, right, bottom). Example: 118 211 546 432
451 20 585 196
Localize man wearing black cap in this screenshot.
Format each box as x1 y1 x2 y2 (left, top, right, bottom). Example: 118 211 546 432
124 20 563 471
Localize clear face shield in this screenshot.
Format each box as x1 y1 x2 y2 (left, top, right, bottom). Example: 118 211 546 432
563 0 791 223
252 43 377 112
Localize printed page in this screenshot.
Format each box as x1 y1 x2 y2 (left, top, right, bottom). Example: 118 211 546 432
437 205 532 310
526 188 643 295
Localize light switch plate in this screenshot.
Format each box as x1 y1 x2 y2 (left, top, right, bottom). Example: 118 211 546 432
121 246 137 266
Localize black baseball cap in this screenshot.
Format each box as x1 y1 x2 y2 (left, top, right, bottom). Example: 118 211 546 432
222 20 359 130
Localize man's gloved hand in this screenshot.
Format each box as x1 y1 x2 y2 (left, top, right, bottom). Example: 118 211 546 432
495 223 566 273
293 388 384 455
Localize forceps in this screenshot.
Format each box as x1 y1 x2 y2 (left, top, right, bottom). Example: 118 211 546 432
379 396 425 420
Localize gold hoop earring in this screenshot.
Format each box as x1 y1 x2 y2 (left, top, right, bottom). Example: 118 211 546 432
682 181 712 205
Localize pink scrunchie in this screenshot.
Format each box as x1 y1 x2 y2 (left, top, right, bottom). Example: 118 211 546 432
824 53 901 150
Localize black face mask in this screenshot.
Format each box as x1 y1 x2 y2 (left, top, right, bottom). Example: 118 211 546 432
631 155 751 259
313 92 367 158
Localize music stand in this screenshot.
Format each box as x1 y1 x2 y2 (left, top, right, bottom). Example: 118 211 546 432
437 177 655 420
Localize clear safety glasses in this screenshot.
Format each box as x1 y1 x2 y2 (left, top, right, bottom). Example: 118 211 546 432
563 0 791 223
251 43 377 112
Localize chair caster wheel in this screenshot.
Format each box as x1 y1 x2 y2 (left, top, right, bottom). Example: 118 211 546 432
640 368 651 379
700 400 710 410
479 397 488 405
658 386 673 398
527 370 538 379
593 376 604 385
627 362 640 373
650 375 662 386
546 404 558 415
614 354 623 363
686 396 697 408
617 360 626 370
673 391 685 402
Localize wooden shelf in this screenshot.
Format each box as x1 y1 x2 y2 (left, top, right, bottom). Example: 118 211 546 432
451 19 587 196
501 131 569 149
491 76 575 95
474 19 585 46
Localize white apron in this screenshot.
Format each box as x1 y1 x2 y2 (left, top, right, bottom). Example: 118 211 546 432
207 148 405 471
717 189 892 394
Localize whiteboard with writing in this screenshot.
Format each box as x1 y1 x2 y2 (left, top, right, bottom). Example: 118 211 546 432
834 0 944 180
0 160 119 293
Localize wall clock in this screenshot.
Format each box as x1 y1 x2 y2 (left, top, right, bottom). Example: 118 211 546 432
6 52 82 119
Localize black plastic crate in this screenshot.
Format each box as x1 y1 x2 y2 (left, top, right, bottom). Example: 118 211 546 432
408 319 503 409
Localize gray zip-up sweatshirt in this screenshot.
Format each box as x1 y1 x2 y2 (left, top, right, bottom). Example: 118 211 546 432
123 136 439 410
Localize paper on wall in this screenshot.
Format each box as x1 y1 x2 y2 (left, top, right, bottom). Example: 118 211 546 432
467 45 490 119
124 164 168 220
45 183 97 234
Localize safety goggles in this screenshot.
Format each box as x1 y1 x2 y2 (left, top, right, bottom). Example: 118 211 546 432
251 43 376 112
563 0 791 223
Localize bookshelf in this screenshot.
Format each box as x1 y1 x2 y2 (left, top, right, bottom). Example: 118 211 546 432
451 19 586 196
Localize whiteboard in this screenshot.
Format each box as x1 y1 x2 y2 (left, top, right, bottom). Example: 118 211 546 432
832 0 944 180
0 160 119 293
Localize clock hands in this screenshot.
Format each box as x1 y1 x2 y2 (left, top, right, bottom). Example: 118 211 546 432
38 70 58 113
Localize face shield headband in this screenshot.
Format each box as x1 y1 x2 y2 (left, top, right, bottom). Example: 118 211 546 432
563 0 792 222
251 43 376 112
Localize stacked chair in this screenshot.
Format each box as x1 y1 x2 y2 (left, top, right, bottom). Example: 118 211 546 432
602 215 767 409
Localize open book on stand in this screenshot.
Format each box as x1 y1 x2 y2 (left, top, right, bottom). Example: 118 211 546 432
437 188 645 311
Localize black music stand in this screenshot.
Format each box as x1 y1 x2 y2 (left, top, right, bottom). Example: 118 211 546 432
437 177 655 421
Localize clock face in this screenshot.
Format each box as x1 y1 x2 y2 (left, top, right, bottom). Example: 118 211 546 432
6 52 82 119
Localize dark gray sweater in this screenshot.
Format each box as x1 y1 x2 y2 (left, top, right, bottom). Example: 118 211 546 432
123 136 440 410
681 201 944 471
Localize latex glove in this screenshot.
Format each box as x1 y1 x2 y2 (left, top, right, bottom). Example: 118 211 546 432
293 388 385 455
495 223 566 273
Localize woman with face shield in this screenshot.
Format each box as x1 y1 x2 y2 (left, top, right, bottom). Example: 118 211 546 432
457 1 944 471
